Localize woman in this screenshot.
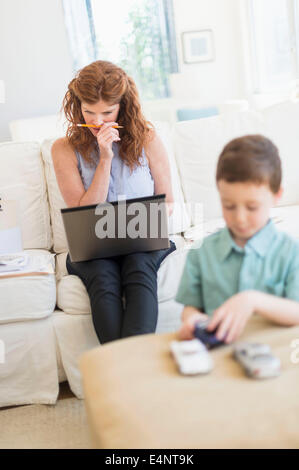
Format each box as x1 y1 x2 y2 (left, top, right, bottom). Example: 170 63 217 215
52 60 176 343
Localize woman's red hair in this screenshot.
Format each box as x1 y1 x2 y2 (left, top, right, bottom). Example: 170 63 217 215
62 60 153 168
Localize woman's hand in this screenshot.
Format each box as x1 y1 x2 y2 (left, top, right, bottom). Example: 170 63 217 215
96 122 121 161
207 291 255 343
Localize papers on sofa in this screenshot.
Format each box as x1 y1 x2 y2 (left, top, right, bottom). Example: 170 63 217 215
0 252 55 278
0 226 23 255
0 200 23 254
0 252 29 272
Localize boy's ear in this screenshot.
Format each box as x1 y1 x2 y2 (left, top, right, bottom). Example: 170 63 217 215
274 187 283 203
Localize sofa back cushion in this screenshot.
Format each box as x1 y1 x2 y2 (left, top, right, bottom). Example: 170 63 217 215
173 111 266 223
0 142 52 250
262 100 299 206
42 121 190 254
9 114 66 143
41 140 67 254
153 121 191 234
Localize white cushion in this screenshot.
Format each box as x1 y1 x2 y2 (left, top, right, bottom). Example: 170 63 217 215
56 246 189 315
41 139 67 254
0 249 56 324
174 111 266 223
57 275 90 315
52 312 103 398
153 121 191 234
41 122 191 253
0 142 52 250
261 100 299 206
0 315 59 407
269 205 299 239
9 114 66 143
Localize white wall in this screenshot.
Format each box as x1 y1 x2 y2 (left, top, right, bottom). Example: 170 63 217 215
171 0 246 106
0 0 73 141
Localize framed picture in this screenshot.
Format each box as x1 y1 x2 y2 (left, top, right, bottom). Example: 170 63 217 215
182 30 215 64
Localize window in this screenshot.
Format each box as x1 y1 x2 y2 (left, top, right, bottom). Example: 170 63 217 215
62 0 178 100
249 0 299 93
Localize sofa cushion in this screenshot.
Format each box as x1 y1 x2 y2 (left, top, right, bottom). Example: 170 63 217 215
177 106 219 121
174 110 266 223
0 315 59 407
262 100 299 206
269 205 299 240
41 139 67 254
52 312 100 398
0 250 56 324
152 121 191 235
56 245 189 314
9 113 66 143
0 142 52 250
41 121 191 254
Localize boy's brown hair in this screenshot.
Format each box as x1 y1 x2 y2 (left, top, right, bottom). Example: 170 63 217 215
216 135 282 193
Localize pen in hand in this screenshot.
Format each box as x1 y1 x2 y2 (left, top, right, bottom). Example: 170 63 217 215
77 123 123 129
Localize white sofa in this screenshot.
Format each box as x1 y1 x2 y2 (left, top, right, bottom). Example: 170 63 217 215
1 100 299 407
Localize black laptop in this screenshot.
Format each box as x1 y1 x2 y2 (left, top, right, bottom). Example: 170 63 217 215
61 194 169 262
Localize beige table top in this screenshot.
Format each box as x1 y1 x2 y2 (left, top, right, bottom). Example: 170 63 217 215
80 316 299 449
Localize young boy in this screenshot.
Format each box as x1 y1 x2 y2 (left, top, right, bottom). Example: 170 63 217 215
176 134 299 343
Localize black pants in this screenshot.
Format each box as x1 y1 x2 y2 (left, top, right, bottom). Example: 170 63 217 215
66 241 176 344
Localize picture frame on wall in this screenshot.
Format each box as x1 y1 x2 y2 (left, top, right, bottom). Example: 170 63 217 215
182 29 215 64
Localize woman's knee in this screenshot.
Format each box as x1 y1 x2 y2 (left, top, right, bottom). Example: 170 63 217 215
121 253 156 277
67 255 121 284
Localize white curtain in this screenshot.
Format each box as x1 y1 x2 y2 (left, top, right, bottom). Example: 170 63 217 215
62 0 97 71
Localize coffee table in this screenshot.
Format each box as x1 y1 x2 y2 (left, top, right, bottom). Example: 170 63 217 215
79 316 299 449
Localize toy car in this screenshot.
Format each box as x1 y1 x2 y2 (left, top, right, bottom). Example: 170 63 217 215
193 319 226 349
233 342 281 379
170 339 214 375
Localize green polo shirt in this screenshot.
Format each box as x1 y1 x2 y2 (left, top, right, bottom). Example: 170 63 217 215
176 219 299 315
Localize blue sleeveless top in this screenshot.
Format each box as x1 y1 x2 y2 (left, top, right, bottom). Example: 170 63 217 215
75 142 154 202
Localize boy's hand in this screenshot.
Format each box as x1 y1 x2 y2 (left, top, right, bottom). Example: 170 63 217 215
177 311 208 340
207 291 255 343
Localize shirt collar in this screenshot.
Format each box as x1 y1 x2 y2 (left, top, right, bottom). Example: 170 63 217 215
218 219 277 262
